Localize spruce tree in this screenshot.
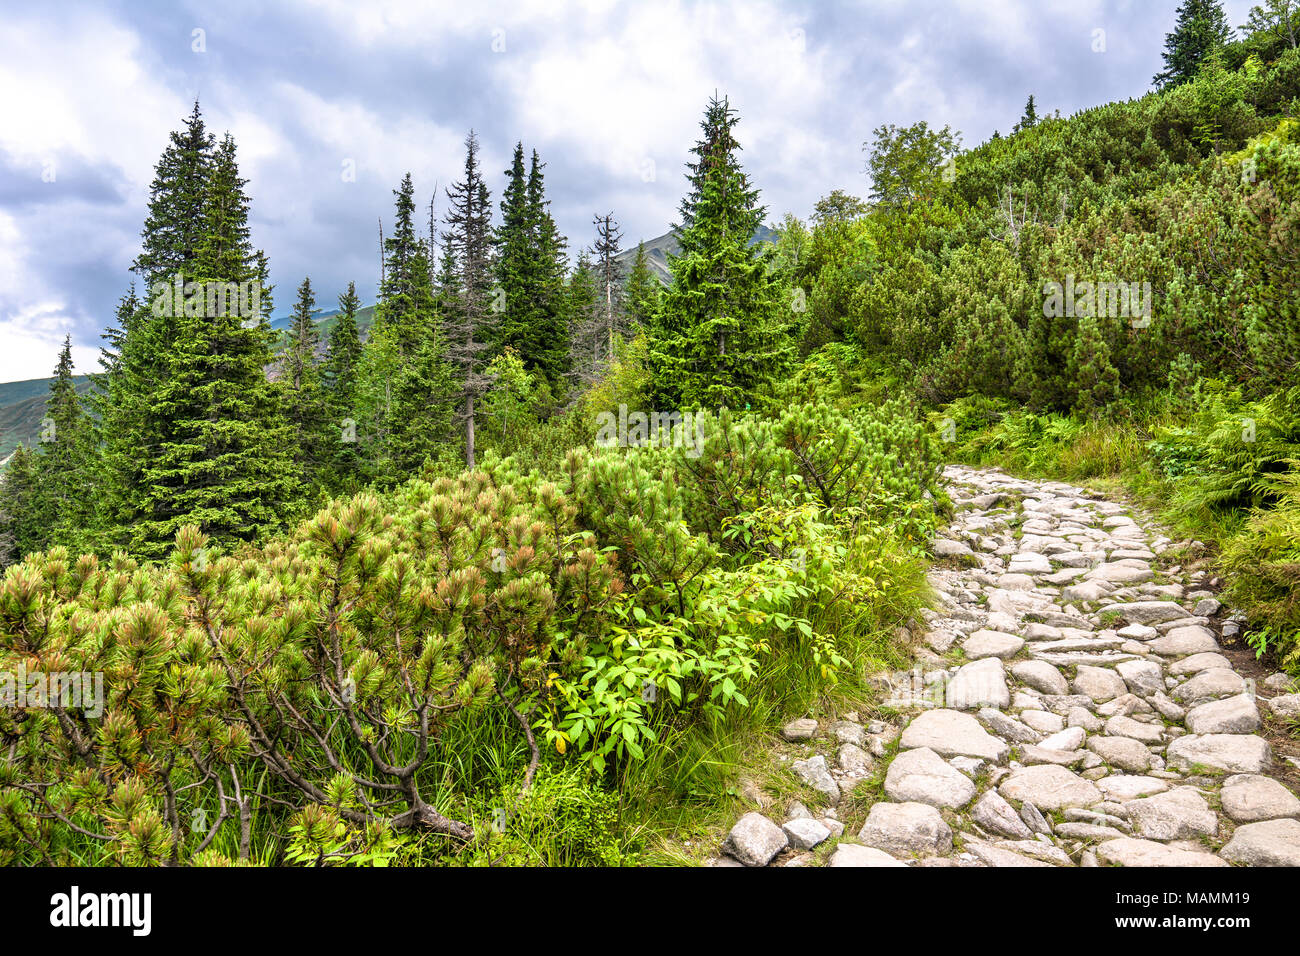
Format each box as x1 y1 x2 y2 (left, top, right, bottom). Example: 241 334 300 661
0 444 38 566
442 130 496 468
1014 95 1038 133
1154 0 1233 89
321 281 366 490
566 249 605 388
647 95 792 408
592 212 625 363
524 149 571 392
623 241 661 330
279 276 329 484
100 111 296 558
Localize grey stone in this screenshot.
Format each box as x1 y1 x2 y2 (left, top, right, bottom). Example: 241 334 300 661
1096 837 1229 867
962 629 1025 660
1039 727 1087 751
1105 714 1165 744
1111 601 1189 624
1166 734 1273 774
723 812 788 866
781 717 818 742
1115 659 1165 697
1169 652 1234 676
1185 694 1260 735
901 708 1012 761
976 707 1042 745
838 742 873 775
1267 693 1300 718
829 720 866 746
1011 660 1070 695
1087 735 1153 772
884 747 977 808
1148 626 1220 657
1073 665 1127 702
946 658 1011 709
1067 707 1104 732
1219 819 1300 866
964 840 1053 867
1171 668 1246 706
1000 764 1103 811
1097 775 1170 800
782 817 831 850
792 755 841 803
827 843 908 867
858 801 953 857
1220 775 1300 823
972 789 1034 839
1123 787 1218 841
1020 709 1065 734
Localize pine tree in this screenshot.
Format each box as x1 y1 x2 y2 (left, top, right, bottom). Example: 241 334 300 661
321 281 366 490
100 110 296 558
362 174 453 480
524 149 571 393
566 249 605 388
1014 95 1038 133
0 445 38 566
1154 0 1233 89
442 130 496 468
647 95 792 408
279 276 329 483
1070 314 1121 416
623 241 661 330
592 213 624 363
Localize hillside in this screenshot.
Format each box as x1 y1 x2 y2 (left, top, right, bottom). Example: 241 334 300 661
0 375 93 461
615 223 779 283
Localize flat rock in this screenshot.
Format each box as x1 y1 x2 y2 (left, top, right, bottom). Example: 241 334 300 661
963 840 1054 867
1105 714 1165 744
1220 775 1300 823
1039 727 1086 751
999 764 1102 811
1011 660 1069 696
962 629 1025 660
1184 694 1260 735
1020 710 1065 733
1148 626 1220 657
901 709 1011 761
884 747 977 809
1123 787 1218 841
1115 659 1164 697
723 812 788 866
1171 669 1247 706
977 708 1042 744
1166 734 1273 774
858 801 953 857
1073 665 1127 703
781 718 818 742
1096 775 1170 800
1169 652 1234 676
1096 837 1229 867
946 658 1011 710
1087 735 1154 772
1111 601 1189 624
827 844 908 867
1219 819 1300 866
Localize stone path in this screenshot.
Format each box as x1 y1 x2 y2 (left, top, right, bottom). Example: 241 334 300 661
714 465 1300 867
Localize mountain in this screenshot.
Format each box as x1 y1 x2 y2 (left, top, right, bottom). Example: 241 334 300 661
269 302 378 339
614 223 779 284
0 375 94 462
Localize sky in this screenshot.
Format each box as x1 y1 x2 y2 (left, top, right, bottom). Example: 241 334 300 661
0 0 1258 384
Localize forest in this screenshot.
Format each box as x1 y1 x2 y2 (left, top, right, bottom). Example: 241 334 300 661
0 0 1298 868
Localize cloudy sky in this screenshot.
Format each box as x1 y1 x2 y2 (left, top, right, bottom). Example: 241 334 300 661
0 0 1256 384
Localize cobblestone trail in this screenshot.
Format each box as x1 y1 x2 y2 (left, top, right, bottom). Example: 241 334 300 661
715 465 1300 867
